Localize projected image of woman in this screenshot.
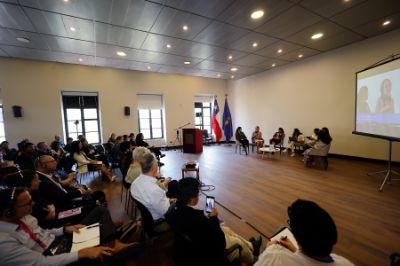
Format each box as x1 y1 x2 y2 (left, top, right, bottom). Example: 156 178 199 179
357 86 371 113
375 79 395 113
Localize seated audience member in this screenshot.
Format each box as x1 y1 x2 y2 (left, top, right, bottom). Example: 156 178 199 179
108 133 117 145
166 178 262 266
125 147 151 185
36 142 52 157
16 142 36 170
50 140 66 160
123 135 129 142
251 126 264 152
79 137 96 159
119 141 133 177
235 127 250 150
130 152 176 231
111 136 124 164
64 137 74 153
17 138 30 153
135 133 165 166
254 199 354 266
269 128 285 147
129 133 136 146
0 187 139 266
54 135 66 148
304 128 320 150
284 128 305 157
71 141 116 182
1 141 18 162
303 129 332 165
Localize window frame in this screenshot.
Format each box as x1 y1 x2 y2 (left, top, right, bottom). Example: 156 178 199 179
0 105 5 142
194 102 212 134
138 109 164 140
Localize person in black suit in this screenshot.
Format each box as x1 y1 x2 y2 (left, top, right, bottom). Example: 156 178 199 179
16 142 36 170
166 178 261 266
135 133 165 166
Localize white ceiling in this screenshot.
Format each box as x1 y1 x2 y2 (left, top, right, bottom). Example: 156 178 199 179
0 0 399 80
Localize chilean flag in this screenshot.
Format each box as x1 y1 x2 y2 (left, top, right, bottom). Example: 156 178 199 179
212 99 222 142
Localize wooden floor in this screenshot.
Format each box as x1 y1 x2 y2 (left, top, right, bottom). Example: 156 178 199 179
92 145 400 266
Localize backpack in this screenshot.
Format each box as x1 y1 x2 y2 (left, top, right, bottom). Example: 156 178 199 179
117 219 144 244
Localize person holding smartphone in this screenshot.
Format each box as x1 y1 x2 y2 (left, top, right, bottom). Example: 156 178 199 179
166 178 262 266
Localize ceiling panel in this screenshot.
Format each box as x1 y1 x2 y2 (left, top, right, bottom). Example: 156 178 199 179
45 36 95 56
149 6 211 40
161 0 234 19
255 40 303 58
1 45 63 62
95 57 131 70
331 0 400 29
286 19 352 46
228 31 278 52
299 0 367 18
233 54 269 66
0 47 8 56
0 28 50 50
218 0 295 30
0 2 35 31
255 5 322 38
205 48 248 63
193 21 249 47
353 12 400 37
157 65 184 74
254 57 290 69
195 60 235 72
129 61 161 72
141 33 223 59
278 46 320 61
306 30 364 51
95 22 147 49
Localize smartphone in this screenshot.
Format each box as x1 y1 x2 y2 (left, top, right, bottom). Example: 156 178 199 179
205 196 215 213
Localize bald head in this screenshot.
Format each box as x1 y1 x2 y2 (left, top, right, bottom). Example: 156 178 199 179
35 155 57 173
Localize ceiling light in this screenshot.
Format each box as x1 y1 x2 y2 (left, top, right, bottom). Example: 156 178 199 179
166 44 171 48
63 0 69 2
311 32 324 39
231 75 235 79
147 66 151 70
184 61 191 65
16 37 30 43
252 42 258 47
250 10 264 20
277 49 282 54
382 20 391 26
272 63 276 67
344 0 350 2
117 51 126 57
298 54 303 58
228 55 233 60
78 58 83 62
69 26 76 32
182 25 188 31
217 74 221 78
230 67 238 72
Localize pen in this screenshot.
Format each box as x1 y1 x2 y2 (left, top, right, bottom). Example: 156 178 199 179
85 223 101 229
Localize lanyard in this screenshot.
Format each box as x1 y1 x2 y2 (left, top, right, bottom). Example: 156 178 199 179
18 220 47 249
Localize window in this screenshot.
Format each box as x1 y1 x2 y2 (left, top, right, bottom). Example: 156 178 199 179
137 94 164 140
0 105 5 142
194 102 212 134
62 93 101 144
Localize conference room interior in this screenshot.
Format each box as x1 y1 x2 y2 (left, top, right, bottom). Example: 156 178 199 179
1 0 400 265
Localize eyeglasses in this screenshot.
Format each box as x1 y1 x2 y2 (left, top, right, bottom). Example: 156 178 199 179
16 200 33 208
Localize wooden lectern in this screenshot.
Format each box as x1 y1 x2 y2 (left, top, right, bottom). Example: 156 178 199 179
183 128 203 153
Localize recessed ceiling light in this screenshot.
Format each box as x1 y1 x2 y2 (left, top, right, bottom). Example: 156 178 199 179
69 26 76 32
147 66 151 70
63 0 69 2
252 42 258 47
231 75 235 79
184 61 191 65
277 49 282 54
344 0 350 2
228 55 233 60
382 20 391 26
272 63 276 67
117 51 126 57
250 10 264 20
298 54 303 58
217 74 221 78
311 32 324 39
182 25 188 31
16 37 30 43
166 44 171 48
230 67 238 72
78 58 83 62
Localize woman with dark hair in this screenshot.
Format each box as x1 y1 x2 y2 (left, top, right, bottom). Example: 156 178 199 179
71 141 116 182
303 128 332 165
375 79 395 113
50 141 65 160
129 133 136 146
235 127 249 150
284 128 305 157
135 133 165 165
269 127 285 147
254 199 353 265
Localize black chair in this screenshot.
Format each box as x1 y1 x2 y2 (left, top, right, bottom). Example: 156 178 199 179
202 130 213 145
131 196 169 243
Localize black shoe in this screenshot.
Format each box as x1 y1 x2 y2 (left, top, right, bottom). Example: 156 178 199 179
250 235 262 256
160 154 166 158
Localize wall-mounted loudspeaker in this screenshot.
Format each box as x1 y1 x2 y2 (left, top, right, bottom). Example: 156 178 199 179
124 106 130 116
12 105 23 118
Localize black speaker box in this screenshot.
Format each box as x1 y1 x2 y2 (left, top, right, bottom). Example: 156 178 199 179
124 106 130 116
12 105 23 118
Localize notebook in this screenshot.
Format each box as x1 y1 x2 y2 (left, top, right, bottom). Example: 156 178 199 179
269 227 299 250
70 223 100 252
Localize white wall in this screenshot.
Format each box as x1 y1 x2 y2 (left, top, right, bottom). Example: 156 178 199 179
229 29 400 161
0 59 227 147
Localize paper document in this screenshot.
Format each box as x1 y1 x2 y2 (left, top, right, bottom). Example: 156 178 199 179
270 227 299 250
58 207 82 219
70 223 100 252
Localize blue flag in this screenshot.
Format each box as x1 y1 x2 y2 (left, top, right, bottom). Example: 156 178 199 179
222 98 233 141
